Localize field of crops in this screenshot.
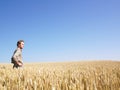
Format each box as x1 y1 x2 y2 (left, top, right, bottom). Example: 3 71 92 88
0 61 120 90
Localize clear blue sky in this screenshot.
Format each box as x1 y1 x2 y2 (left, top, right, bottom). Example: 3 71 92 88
0 0 120 63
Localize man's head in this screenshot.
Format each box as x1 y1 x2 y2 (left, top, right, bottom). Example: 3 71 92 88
17 40 24 49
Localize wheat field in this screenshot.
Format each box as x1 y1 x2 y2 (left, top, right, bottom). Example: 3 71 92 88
0 61 120 90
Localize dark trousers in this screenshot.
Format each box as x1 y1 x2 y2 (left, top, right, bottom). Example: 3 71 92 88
11 58 23 69
12 61 22 69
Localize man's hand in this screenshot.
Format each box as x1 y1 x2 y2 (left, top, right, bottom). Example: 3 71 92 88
17 61 23 66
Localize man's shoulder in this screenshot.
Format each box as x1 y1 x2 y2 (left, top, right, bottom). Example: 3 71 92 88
13 48 21 54
16 48 22 51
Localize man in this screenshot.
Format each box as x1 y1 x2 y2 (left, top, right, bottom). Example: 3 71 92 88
11 40 24 69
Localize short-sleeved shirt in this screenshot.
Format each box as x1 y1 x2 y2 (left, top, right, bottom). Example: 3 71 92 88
11 48 22 63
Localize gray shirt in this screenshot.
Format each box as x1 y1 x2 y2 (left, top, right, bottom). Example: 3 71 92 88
11 48 22 63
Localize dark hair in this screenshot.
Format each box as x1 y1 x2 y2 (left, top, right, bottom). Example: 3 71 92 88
17 40 24 46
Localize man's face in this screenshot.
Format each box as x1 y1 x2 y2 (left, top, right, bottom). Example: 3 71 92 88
19 42 24 49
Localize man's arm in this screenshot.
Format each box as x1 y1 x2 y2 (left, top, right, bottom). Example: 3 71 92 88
12 48 22 64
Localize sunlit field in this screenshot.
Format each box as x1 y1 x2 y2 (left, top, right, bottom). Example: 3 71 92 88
0 61 120 90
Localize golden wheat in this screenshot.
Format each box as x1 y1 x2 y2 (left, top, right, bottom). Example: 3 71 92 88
0 61 120 90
